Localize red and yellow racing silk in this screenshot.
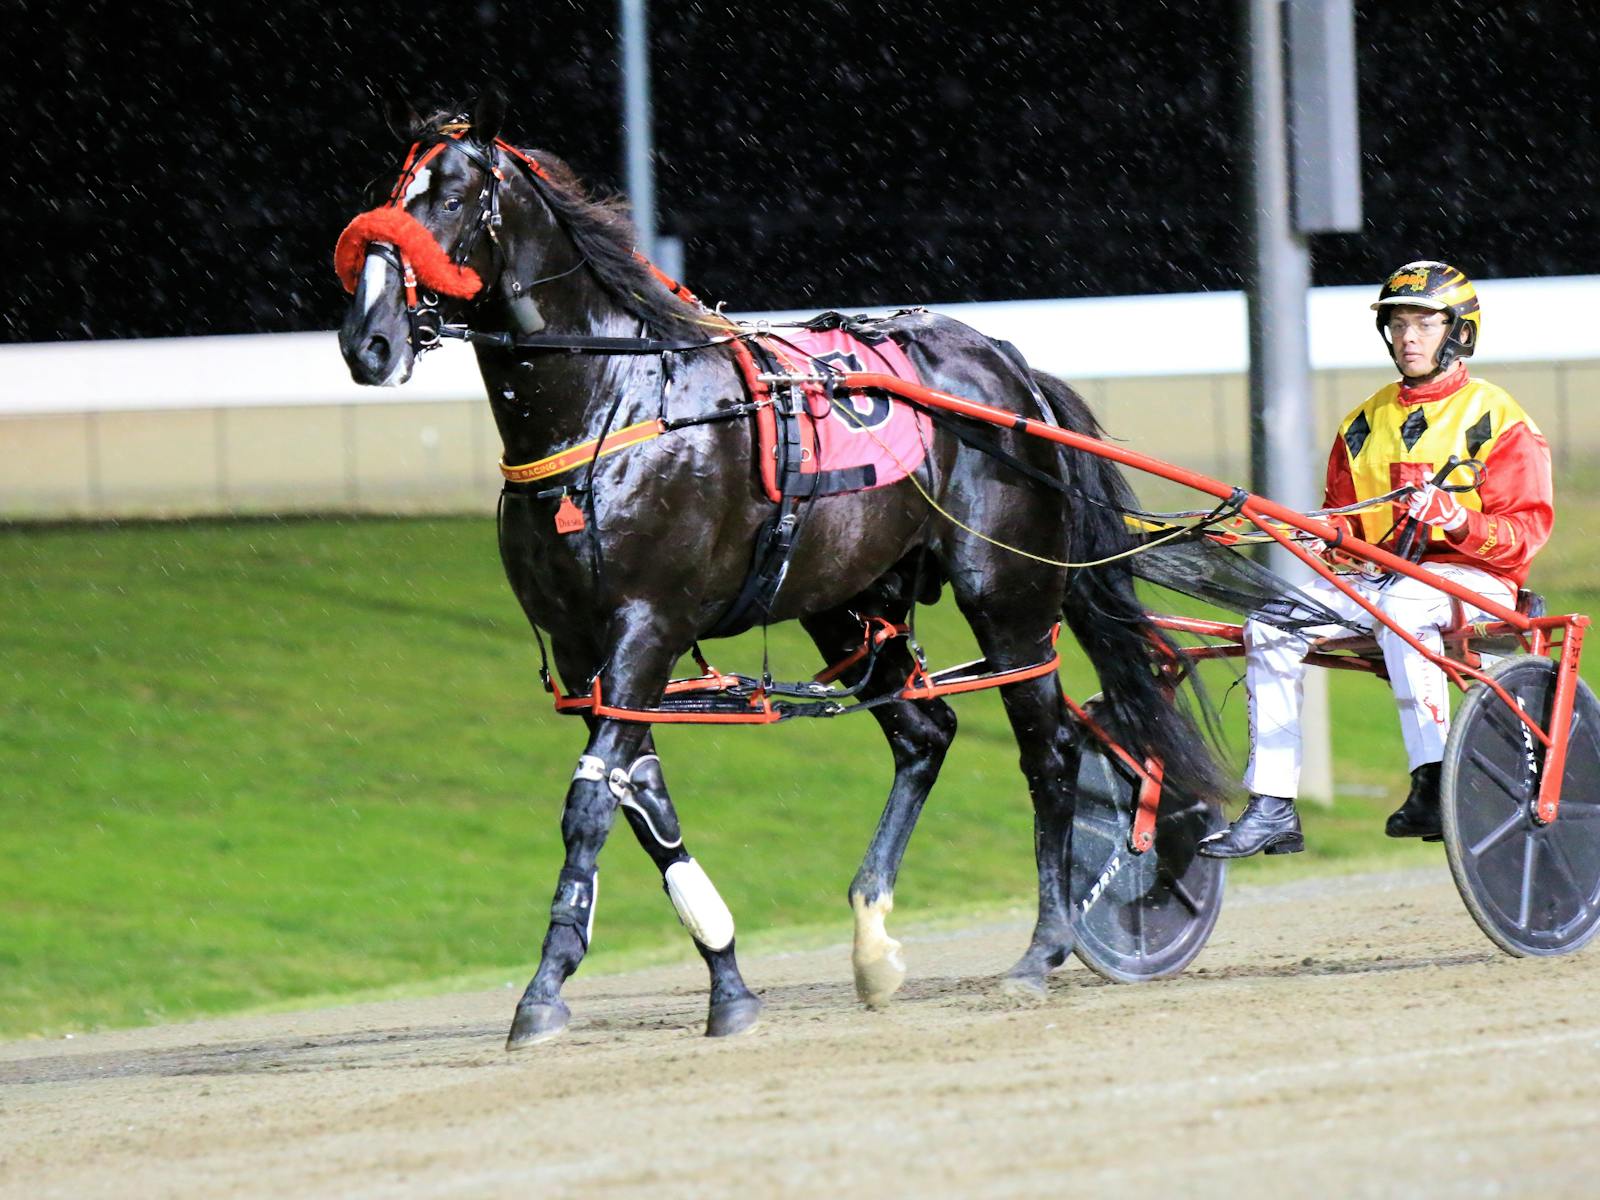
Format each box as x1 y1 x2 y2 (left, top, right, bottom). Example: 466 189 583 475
1323 363 1554 586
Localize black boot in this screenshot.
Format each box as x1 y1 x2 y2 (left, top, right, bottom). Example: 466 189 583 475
1386 763 1443 841
1197 794 1304 858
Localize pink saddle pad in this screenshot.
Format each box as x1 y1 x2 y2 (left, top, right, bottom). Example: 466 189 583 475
765 327 932 491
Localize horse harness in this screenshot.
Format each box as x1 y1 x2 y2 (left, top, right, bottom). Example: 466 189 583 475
346 128 822 634
493 313 901 641
341 131 1134 719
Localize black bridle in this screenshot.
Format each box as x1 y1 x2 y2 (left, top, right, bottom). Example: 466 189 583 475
379 130 738 358
380 131 561 351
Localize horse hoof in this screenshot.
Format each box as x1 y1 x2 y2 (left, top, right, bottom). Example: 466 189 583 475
997 972 1049 1004
853 942 907 1010
505 998 570 1050
706 995 762 1038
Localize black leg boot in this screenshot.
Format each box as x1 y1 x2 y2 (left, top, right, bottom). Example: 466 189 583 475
1197 794 1304 858
1385 763 1443 841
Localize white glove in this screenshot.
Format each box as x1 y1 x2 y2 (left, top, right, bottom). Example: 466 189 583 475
1405 482 1468 532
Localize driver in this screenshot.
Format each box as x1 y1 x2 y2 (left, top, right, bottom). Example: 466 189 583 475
1199 261 1555 859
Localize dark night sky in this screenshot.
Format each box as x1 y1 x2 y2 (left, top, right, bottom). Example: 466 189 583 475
5 1 1597 343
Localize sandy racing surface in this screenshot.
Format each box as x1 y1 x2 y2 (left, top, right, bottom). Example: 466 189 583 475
5 867 1600 1198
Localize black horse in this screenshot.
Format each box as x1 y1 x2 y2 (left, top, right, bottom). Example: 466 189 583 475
338 95 1224 1048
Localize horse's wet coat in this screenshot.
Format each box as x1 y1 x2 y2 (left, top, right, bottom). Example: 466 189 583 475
338 97 1224 1045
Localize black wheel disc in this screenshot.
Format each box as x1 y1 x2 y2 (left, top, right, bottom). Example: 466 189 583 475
1442 656 1600 957
1069 738 1227 982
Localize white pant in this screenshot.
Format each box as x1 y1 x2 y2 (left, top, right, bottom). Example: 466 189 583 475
1243 562 1516 798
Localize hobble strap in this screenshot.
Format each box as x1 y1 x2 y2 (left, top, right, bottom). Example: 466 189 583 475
572 755 606 783
572 753 638 803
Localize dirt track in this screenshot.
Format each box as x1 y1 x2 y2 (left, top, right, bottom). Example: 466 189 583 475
5 867 1600 1199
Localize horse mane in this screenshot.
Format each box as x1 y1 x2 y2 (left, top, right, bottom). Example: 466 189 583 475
412 108 719 339
521 152 717 337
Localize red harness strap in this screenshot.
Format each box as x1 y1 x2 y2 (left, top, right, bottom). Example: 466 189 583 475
493 139 554 183
548 622 1066 725
813 618 909 685
722 336 783 502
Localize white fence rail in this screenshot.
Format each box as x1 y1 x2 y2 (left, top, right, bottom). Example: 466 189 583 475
3 277 1595 518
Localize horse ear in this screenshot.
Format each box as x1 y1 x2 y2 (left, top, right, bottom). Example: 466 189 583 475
381 82 421 141
473 90 506 146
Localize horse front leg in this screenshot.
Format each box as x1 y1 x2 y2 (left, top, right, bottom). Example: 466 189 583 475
619 742 761 1037
504 714 651 1048
506 624 677 1050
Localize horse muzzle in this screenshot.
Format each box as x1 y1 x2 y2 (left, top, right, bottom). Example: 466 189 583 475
338 267 415 386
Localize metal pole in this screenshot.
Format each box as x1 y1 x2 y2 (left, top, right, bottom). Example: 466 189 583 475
1244 0 1317 528
619 0 657 260
1241 0 1333 802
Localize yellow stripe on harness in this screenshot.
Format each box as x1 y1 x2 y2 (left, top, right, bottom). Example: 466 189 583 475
500 419 666 484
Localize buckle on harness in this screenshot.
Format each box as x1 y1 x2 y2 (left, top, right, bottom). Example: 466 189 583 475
413 300 443 348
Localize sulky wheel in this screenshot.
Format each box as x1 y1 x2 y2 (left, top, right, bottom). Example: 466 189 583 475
1069 709 1227 982
1442 656 1600 957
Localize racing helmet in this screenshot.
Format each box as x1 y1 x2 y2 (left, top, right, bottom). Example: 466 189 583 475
1371 260 1481 373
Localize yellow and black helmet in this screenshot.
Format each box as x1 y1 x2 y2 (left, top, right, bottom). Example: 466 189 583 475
1371 260 1481 372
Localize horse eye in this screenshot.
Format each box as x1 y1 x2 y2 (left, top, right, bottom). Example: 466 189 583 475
443 197 462 212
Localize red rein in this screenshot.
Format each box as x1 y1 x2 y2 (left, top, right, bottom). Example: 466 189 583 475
333 206 483 299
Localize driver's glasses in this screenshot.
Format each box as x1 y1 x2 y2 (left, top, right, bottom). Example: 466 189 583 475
1387 313 1447 340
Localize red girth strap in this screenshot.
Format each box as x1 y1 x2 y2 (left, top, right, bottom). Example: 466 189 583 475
720 336 787 502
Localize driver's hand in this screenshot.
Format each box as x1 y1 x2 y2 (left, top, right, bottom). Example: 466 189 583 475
1406 482 1469 532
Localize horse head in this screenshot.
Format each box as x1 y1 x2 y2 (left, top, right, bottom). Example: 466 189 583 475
337 93 716 390
336 91 564 385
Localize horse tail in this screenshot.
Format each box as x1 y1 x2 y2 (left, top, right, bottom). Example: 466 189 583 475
1030 369 1229 807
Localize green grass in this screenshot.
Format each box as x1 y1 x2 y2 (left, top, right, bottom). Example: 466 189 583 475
1 506 1595 1039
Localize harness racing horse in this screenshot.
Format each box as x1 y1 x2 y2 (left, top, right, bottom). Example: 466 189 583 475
337 95 1225 1048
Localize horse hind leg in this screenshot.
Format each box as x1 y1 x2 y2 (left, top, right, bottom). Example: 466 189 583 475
848 688 957 1010
946 578 1081 999
994 672 1081 1000
804 608 959 1010
620 747 761 1037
